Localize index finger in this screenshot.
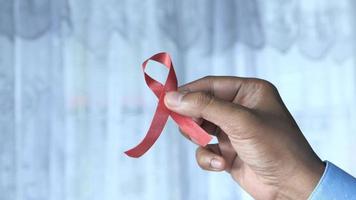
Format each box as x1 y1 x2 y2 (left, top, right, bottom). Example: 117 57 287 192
178 76 246 102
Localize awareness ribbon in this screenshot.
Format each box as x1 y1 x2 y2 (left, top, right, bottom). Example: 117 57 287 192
125 52 212 158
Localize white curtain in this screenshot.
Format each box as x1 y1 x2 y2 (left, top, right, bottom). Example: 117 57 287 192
0 0 355 199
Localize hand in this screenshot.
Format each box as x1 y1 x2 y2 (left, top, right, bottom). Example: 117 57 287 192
164 76 325 200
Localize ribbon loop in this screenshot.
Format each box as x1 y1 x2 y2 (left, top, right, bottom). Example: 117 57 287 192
125 52 212 158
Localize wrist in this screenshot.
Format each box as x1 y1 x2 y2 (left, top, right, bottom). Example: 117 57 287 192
278 158 325 199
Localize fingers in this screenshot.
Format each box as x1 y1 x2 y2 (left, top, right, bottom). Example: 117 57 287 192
196 144 226 171
178 76 245 102
178 76 283 113
164 90 254 133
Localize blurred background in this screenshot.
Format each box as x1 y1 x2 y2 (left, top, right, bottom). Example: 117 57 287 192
1 0 356 199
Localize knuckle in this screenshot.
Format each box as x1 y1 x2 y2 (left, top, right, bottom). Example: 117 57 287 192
193 91 214 109
250 78 278 93
202 75 214 85
203 75 215 81
263 81 277 91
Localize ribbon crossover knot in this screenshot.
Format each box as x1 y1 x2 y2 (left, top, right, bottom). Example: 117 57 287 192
125 52 212 158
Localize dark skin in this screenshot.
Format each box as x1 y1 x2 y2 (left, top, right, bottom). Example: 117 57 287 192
164 76 325 200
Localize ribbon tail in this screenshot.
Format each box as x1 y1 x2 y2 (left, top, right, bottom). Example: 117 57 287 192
170 112 212 146
125 95 170 158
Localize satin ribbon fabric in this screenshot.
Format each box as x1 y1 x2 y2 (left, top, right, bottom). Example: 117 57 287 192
125 52 212 158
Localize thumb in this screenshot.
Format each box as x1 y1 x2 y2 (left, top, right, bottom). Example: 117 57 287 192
164 91 254 132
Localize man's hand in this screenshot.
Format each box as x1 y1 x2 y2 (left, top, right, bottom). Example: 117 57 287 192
164 76 325 200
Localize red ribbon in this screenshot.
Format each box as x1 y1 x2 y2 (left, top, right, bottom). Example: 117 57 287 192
125 52 212 158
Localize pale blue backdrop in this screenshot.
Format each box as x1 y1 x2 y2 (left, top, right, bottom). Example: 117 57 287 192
1 0 356 200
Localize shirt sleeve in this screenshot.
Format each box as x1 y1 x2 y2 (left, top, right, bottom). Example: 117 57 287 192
309 161 356 200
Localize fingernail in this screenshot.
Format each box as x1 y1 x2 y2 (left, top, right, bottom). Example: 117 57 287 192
165 91 184 107
210 158 223 169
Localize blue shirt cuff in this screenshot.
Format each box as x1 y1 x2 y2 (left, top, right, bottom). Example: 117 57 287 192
309 161 356 200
